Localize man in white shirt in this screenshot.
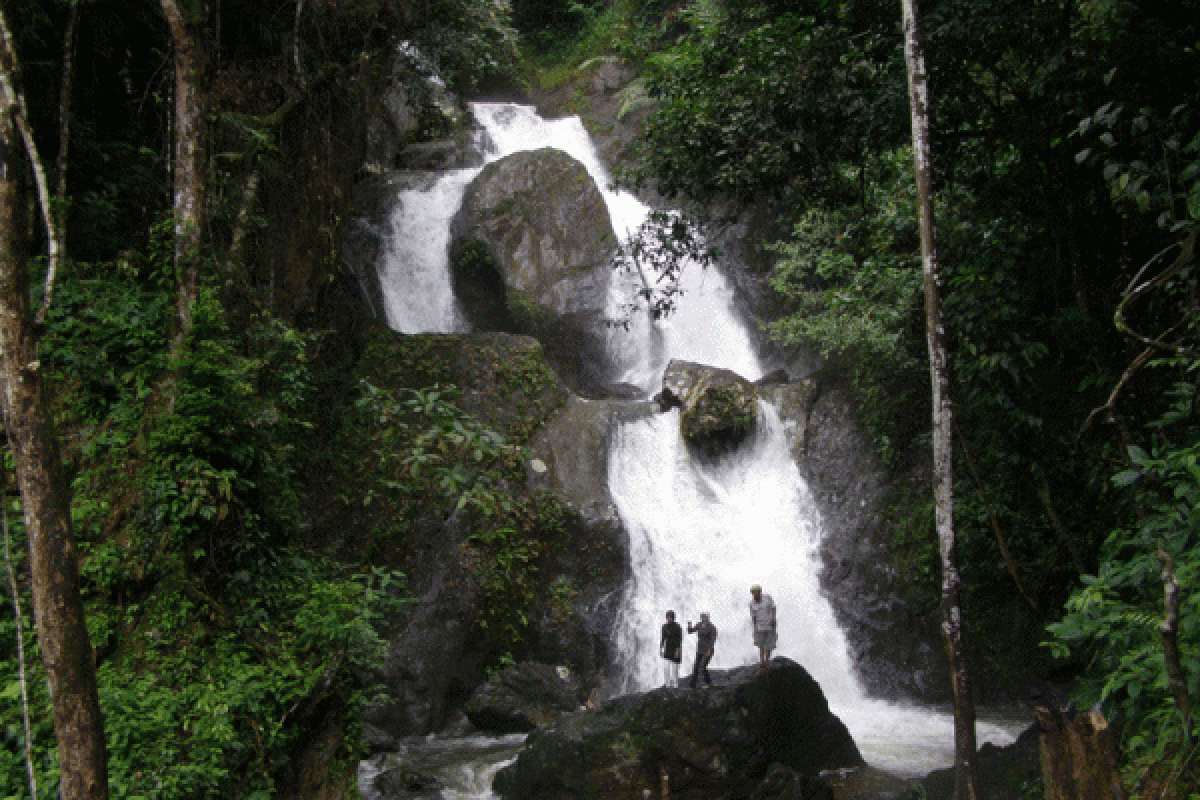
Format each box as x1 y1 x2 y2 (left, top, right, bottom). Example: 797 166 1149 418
749 584 777 669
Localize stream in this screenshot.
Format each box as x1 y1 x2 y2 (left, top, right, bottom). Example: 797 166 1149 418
361 100 1027 798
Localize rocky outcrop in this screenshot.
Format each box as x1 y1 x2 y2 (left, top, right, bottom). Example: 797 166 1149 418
449 147 617 391
659 360 759 453
493 658 863 800
363 47 474 175
354 331 627 741
464 662 584 732
526 394 655 526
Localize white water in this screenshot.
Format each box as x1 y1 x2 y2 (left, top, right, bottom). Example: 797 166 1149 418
358 733 526 800
372 101 1024 784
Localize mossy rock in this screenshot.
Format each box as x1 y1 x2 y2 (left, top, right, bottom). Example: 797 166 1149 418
660 360 759 453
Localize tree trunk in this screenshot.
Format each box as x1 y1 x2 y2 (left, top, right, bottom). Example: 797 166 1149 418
161 0 208 333
1036 706 1125 800
0 6 64 313
901 1 980 797
1156 549 1192 742
1 107 108 800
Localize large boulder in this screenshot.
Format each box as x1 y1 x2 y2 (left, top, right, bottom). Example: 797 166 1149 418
659 360 759 453
449 147 617 391
492 658 863 800
464 662 584 732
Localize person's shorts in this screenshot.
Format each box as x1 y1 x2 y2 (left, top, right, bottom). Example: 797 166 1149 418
754 630 777 651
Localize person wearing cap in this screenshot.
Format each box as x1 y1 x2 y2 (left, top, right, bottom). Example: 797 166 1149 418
660 610 683 687
686 612 717 688
749 584 777 669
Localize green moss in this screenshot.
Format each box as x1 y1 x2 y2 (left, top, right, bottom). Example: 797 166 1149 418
449 239 502 282
682 386 756 440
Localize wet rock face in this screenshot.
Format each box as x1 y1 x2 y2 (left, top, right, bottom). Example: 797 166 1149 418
659 360 759 453
763 379 951 704
492 658 863 800
450 147 617 391
464 662 584 733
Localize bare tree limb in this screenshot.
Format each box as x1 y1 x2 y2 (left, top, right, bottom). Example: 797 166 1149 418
902 0 980 794
1114 231 1198 359
1080 346 1155 438
1036 477 1088 577
36 0 80 324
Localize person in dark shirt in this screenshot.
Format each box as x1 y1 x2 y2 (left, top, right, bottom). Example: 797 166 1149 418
660 610 683 687
687 612 717 688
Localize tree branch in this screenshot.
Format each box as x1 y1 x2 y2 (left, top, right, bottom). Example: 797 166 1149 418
36 0 79 324
1035 477 1087 576
1113 231 1198 359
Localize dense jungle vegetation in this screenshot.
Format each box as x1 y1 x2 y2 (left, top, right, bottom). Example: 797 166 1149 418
0 0 1198 797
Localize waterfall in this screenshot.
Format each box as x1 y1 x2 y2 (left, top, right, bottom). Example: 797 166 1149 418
608 402 862 703
373 101 1021 779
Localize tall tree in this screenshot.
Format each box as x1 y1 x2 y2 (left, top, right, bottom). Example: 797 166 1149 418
901 0 980 796
0 101 109 800
161 0 209 332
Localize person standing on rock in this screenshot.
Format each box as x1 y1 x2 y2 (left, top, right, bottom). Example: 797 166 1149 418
687 612 717 688
660 610 683 687
749 584 777 669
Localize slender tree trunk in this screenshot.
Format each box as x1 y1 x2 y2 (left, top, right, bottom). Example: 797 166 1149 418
0 7 64 310
161 0 208 333
901 1 980 797
1157 549 1192 743
1 108 108 800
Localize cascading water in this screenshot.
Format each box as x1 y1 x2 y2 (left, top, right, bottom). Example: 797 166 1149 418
372 100 1022 784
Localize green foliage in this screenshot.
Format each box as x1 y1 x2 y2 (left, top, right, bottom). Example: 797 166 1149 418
522 0 681 77
18 243 404 798
92 558 404 799
344 376 570 667
461 492 571 662
351 380 525 515
624 0 904 205
767 151 922 367
1048 374 1200 769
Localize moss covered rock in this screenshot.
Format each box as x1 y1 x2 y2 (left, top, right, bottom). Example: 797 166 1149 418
659 360 759 452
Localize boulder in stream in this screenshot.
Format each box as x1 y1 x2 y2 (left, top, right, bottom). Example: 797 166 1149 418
492 657 863 800
658 359 760 453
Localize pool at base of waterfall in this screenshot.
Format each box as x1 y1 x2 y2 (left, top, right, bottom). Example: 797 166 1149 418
837 702 1032 780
